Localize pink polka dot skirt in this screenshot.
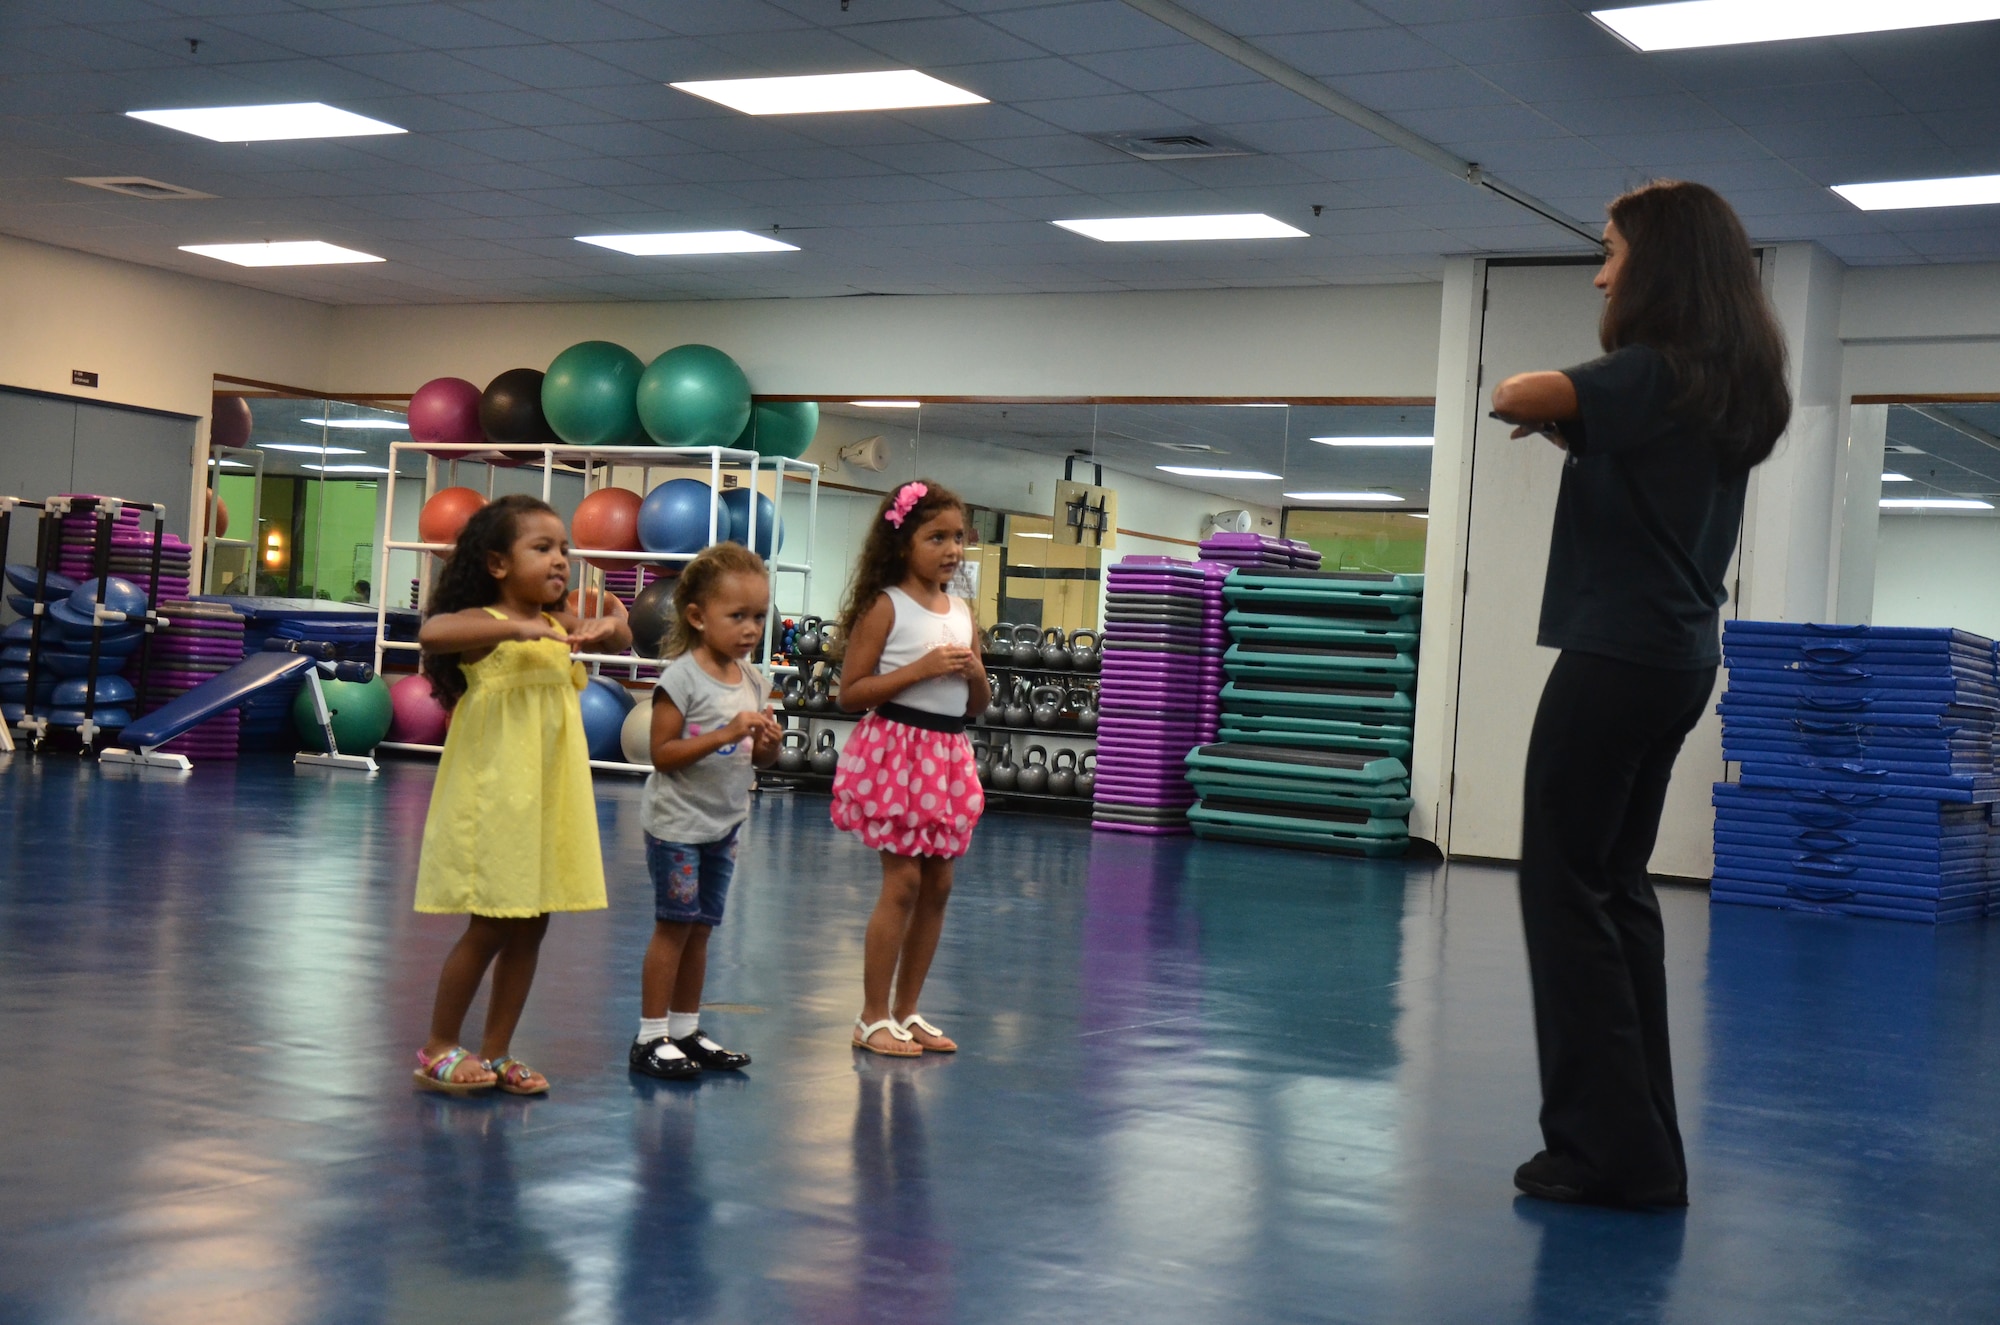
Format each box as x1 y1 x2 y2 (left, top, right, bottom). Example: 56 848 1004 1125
830 712 986 859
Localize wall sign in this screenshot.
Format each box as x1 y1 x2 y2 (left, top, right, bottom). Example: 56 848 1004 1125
71 370 98 388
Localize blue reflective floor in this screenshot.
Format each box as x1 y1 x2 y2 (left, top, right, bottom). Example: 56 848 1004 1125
6 754 2000 1323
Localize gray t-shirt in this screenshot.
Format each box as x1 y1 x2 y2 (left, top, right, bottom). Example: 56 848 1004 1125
643 653 768 844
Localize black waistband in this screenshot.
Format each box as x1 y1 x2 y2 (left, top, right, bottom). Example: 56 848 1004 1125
877 702 967 734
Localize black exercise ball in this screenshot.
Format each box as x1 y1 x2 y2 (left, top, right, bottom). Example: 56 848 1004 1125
630 577 678 660
480 368 558 444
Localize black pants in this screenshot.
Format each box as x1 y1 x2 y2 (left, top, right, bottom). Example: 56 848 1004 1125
1519 649 1714 1196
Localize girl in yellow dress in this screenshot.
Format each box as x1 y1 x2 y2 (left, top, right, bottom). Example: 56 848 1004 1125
412 494 631 1095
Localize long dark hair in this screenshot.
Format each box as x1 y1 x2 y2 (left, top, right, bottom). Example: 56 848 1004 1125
1601 180 1791 472
666 542 767 659
421 493 560 709
835 479 967 652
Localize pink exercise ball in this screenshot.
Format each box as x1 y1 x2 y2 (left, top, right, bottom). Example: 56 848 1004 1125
212 394 252 450
388 673 450 745
408 377 486 460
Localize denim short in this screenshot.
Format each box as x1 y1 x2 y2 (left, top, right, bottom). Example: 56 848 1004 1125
646 827 738 927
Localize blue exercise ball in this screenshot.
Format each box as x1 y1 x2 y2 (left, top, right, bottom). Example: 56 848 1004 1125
719 487 783 559
637 478 721 554
577 677 628 760
68 577 147 622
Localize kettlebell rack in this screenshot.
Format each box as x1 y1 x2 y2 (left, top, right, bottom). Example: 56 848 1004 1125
371 441 819 777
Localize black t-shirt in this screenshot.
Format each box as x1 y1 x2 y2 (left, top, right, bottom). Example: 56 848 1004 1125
1538 344 1745 669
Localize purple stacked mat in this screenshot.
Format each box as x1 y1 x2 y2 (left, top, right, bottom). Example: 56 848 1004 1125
1285 538 1323 569
144 599 245 759
54 499 192 601
1197 532 1298 569
1092 556 1226 835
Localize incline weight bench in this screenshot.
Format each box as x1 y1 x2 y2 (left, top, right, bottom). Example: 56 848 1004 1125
101 638 379 774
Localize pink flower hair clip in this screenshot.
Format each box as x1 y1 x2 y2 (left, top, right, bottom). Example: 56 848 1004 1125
885 481 928 529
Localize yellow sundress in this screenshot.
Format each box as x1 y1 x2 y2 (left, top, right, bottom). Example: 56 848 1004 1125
414 609 607 917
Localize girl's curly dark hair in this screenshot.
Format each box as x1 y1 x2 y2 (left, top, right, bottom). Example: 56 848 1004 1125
834 479 967 654
666 542 768 659
421 493 561 709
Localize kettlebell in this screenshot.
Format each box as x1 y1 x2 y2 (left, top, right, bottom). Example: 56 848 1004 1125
1010 622 1042 667
1018 744 1050 794
782 674 806 711
1040 626 1071 670
777 728 809 773
984 622 1013 665
805 673 831 713
1030 684 1064 729
1048 747 1078 796
1076 749 1096 799
795 616 824 658
989 742 1018 791
1069 628 1100 672
972 737 993 785
1004 677 1032 728
809 728 840 776
1069 686 1098 733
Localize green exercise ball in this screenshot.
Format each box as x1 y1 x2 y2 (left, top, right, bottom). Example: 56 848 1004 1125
292 675 394 754
636 344 752 448
542 340 645 446
734 400 819 460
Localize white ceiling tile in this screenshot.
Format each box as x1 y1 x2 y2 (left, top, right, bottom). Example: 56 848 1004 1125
457 0 671 44
984 2 1189 55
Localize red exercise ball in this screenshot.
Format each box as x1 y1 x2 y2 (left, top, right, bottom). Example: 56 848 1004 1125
418 486 487 559
571 487 643 570
211 395 251 451
408 377 485 459
387 673 450 745
202 490 229 539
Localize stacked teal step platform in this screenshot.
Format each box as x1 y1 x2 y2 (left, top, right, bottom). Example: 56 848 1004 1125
1188 569 1424 855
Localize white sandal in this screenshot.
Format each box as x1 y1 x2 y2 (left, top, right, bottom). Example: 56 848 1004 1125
852 1016 921 1058
896 1013 956 1053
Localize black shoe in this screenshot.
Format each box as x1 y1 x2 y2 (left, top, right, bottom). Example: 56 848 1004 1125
630 1036 702 1081
1514 1151 1687 1209
672 1029 750 1071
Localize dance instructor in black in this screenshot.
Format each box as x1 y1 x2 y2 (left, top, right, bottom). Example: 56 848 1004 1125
1489 180 1791 1209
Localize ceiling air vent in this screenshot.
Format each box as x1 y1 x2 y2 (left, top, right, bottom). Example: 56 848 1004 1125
67 176 215 201
1092 130 1256 162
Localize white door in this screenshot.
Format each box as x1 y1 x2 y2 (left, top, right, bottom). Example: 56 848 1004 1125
1446 261 1727 877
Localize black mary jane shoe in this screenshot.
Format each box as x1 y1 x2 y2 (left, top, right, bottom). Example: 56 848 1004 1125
1513 1151 1687 1210
671 1029 751 1071
630 1036 703 1081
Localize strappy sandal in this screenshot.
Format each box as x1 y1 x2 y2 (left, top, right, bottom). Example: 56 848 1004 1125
897 1013 957 1053
413 1046 495 1095
485 1055 550 1096
852 1016 921 1058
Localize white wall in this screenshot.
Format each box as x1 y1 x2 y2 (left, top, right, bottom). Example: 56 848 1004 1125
323 284 1442 400
1872 515 2000 639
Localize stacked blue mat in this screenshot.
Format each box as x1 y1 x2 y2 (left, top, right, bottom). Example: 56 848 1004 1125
1713 620 2000 924
1183 568 1424 856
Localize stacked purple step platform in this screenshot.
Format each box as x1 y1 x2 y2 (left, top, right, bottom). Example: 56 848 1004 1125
53 498 193 603
1197 532 1323 570
143 600 245 759
1091 556 1226 835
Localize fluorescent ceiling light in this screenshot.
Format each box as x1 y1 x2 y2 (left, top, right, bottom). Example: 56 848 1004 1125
1284 491 1405 502
671 70 987 116
1880 497 1994 510
304 463 392 475
213 459 251 469
181 241 382 267
1412 513 1430 519
1591 1 2000 51
1312 436 1435 448
577 230 798 255
127 102 405 142
1881 472 1913 482
307 418 406 430
848 400 922 408
1054 213 1308 243
1013 531 1054 539
1832 174 2000 211
1158 465 1282 479
261 442 365 455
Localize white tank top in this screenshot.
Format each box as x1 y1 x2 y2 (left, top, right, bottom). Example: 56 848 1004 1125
874 586 973 716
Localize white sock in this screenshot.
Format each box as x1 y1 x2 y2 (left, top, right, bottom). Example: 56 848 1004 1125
668 1011 700 1040
638 1015 674 1045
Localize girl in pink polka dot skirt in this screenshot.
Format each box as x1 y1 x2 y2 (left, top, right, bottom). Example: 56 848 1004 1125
831 479 992 1057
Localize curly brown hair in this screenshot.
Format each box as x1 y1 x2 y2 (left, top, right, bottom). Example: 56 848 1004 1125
666 542 769 658
834 479 967 653
421 493 561 709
